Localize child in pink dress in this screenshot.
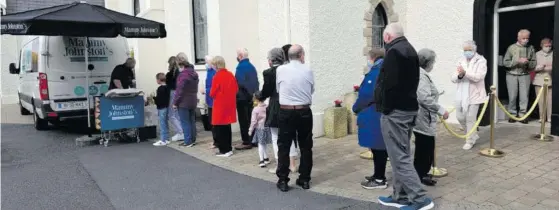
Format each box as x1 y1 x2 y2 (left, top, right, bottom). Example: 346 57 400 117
248 91 272 167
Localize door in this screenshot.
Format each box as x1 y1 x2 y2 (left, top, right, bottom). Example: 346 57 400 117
19 37 40 111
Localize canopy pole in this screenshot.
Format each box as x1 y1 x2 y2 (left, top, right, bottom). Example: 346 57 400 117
85 37 92 137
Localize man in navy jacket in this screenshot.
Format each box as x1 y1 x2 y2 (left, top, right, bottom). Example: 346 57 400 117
234 48 260 150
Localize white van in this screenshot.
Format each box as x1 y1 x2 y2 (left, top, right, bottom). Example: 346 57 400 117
8 36 129 130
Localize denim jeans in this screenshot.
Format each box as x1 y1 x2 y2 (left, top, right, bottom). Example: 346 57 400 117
158 108 169 142
178 108 196 144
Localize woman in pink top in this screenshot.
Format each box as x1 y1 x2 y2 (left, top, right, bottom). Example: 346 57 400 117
249 91 272 167
451 40 488 150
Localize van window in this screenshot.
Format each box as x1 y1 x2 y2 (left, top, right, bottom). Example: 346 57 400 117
20 38 40 73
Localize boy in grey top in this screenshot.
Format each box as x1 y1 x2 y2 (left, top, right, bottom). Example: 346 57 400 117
503 29 537 123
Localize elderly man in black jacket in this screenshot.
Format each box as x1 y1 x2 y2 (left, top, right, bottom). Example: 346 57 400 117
374 23 434 210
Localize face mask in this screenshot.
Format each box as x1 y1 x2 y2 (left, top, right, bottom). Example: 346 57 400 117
367 60 375 69
424 63 434 72
464 51 475 59
543 47 551 53
205 64 211 69
520 39 529 46
236 58 241 62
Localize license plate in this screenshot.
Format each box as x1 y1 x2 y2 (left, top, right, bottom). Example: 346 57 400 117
57 101 88 110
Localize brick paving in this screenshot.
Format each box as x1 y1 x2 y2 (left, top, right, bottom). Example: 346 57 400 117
168 121 559 210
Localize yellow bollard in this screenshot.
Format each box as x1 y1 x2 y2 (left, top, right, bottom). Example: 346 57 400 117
533 77 553 142
479 86 505 158
429 142 448 177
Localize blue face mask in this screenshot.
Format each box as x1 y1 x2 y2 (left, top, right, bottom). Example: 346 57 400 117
464 51 475 59
367 60 375 69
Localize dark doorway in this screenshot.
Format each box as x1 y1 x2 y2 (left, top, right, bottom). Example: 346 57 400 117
497 6 554 120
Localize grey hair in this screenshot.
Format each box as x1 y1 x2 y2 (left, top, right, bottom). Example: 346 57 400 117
463 40 477 52
288 44 304 61
204 55 214 63
237 48 249 58
267 48 286 66
383 23 404 38
417 48 436 70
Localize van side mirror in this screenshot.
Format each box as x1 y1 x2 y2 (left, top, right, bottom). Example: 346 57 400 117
8 63 20 74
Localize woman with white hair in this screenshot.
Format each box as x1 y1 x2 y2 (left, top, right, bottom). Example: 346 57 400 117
414 48 449 186
451 40 488 150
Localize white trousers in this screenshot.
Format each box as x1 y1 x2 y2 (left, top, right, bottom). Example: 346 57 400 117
270 128 298 159
456 104 480 144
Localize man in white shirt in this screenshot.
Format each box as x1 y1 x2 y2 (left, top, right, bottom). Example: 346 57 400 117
275 44 315 192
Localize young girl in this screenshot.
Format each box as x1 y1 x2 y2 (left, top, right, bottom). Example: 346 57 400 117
248 91 272 167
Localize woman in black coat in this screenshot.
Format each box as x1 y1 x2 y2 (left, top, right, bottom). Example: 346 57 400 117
259 47 298 174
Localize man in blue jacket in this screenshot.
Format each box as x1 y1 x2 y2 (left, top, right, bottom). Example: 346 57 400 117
234 48 260 150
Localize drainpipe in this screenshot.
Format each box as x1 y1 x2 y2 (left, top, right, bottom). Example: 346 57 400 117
285 0 291 43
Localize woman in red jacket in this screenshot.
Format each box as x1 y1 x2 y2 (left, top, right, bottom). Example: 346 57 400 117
210 56 239 157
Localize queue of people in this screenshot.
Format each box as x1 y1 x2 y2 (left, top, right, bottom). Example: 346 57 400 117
114 22 555 210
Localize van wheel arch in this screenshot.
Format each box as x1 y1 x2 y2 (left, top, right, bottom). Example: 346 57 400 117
32 99 48 130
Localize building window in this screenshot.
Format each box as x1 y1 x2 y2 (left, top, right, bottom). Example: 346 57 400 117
372 4 387 48
133 0 140 16
192 0 208 64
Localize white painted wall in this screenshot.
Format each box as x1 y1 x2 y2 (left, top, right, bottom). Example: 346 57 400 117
403 0 473 122
1 35 21 104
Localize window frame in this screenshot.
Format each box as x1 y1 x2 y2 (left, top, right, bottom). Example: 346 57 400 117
371 4 388 49
191 0 208 65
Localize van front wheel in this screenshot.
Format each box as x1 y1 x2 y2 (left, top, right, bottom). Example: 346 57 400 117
32 103 48 130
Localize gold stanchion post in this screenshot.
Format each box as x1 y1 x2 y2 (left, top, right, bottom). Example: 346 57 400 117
360 150 373 160
480 86 505 158
533 77 553 141
429 141 447 177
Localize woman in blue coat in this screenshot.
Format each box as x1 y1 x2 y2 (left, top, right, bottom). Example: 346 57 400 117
352 48 388 190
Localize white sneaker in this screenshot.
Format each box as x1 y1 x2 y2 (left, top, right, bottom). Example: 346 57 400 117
462 142 474 150
216 151 233 157
153 140 168 146
171 134 184 141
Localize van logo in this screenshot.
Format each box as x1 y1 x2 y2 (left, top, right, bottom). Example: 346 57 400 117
63 37 114 62
74 86 85 96
89 86 99 95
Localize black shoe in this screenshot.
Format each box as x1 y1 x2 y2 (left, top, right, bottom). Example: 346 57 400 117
520 119 529 124
277 180 289 192
295 179 310 190
420 176 437 186
365 175 374 181
509 118 516 123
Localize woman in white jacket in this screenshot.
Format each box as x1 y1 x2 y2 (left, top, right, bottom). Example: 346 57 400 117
451 40 488 150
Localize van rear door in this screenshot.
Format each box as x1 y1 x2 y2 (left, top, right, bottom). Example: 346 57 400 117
46 36 128 112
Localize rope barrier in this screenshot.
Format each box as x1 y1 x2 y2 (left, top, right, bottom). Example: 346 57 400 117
495 86 544 121
440 98 489 139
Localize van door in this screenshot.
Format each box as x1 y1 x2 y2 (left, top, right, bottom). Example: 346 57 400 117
18 37 40 111
46 36 129 112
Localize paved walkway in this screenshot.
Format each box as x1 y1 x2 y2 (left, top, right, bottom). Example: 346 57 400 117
169 122 559 210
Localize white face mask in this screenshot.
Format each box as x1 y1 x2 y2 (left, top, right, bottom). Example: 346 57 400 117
543 47 551 53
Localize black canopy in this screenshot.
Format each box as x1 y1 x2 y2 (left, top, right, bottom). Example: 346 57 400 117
0 1 166 38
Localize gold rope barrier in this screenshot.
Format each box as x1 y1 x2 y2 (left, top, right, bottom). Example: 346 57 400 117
496 84 544 121
479 86 505 158
533 77 554 142
440 98 489 139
